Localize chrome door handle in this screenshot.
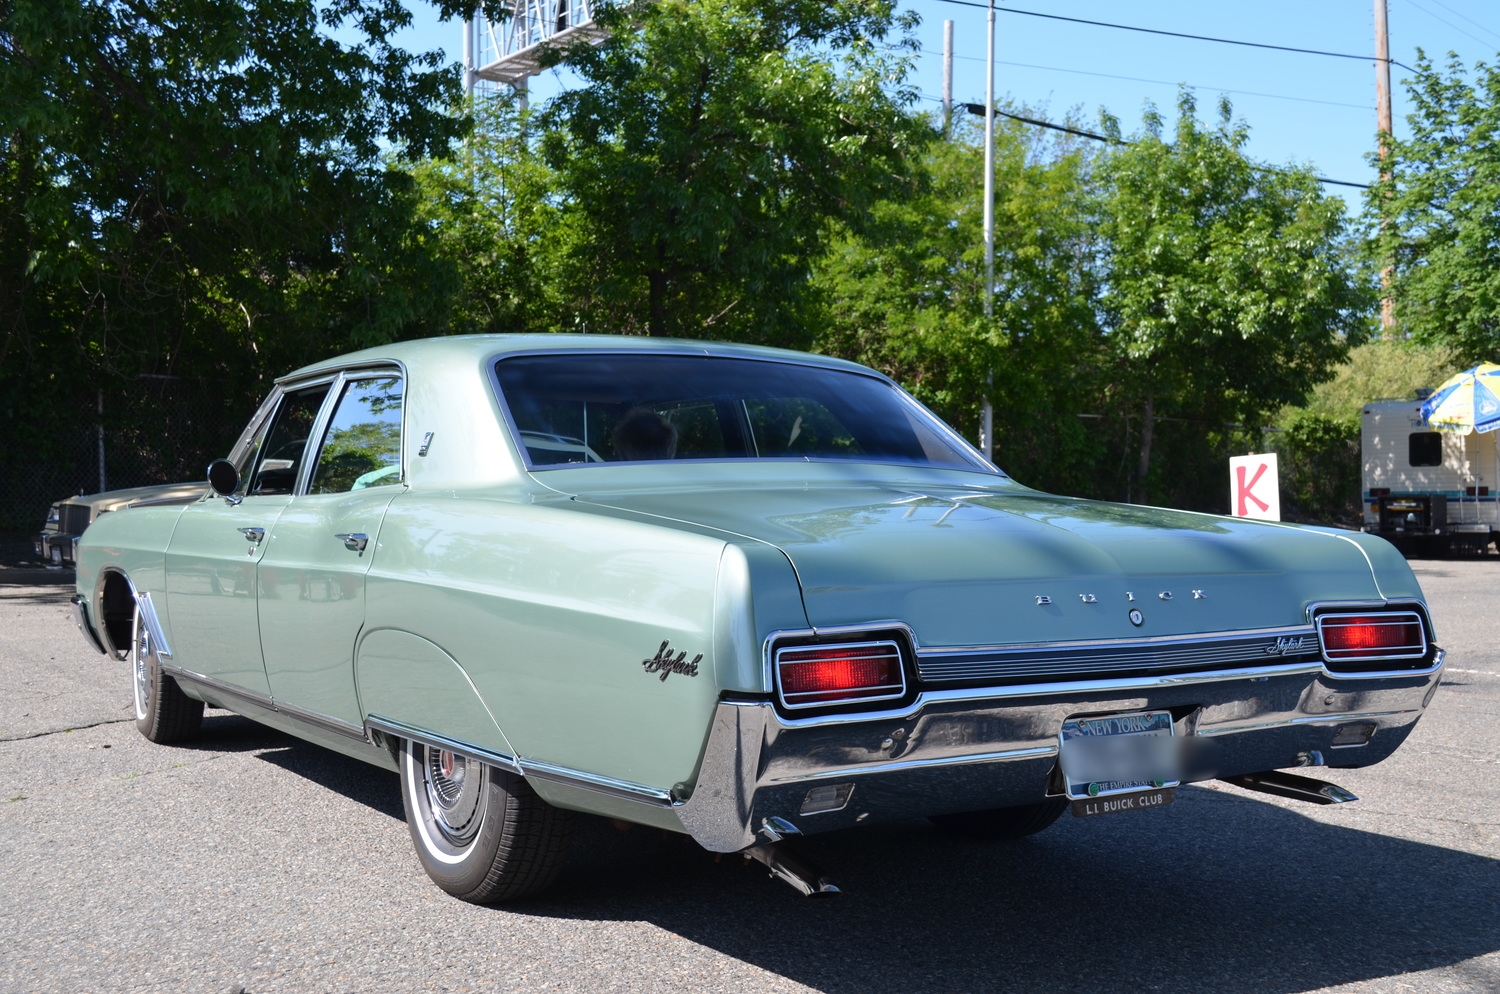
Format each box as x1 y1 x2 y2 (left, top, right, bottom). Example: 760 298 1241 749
335 532 368 552
238 527 265 543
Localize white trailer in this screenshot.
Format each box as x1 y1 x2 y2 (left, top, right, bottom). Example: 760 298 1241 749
1362 397 1500 553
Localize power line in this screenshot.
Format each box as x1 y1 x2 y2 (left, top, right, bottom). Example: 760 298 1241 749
1398 0 1500 50
926 0 1423 75
1416 0 1500 44
924 48 1373 110
951 100 1370 189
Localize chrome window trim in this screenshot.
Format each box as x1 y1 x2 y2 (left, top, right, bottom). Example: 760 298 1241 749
774 638 907 710
485 348 999 476
303 367 408 496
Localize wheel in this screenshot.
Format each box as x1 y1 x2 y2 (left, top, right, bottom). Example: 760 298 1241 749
131 605 203 743
929 797 1068 840
399 738 573 903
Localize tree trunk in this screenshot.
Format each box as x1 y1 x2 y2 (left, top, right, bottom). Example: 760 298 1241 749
1136 395 1155 505
647 268 666 336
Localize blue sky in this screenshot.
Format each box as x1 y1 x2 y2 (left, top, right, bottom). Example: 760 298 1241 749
391 1 1500 209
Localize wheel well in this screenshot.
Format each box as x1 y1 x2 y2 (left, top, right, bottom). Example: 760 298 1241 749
100 572 135 657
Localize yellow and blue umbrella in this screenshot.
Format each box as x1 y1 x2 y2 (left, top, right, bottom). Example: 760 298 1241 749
1421 363 1500 434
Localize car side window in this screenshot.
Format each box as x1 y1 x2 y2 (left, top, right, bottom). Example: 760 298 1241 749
248 384 332 496
309 376 404 494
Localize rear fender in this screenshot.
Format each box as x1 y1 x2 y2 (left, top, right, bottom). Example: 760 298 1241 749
355 628 516 762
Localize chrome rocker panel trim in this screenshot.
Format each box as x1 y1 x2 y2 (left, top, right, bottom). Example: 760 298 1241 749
164 665 368 742
363 715 522 775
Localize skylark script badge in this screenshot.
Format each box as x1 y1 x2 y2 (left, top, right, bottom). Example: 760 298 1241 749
642 640 702 682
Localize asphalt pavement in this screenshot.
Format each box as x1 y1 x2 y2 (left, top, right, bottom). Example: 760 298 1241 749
2 561 1496 994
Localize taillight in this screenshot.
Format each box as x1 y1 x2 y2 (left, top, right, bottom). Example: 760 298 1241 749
1316 611 1428 669
776 641 906 710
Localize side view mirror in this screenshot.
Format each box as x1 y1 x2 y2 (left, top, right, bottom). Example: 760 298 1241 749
207 459 241 503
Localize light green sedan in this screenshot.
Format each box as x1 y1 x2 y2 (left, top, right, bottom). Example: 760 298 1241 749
70 335 1444 901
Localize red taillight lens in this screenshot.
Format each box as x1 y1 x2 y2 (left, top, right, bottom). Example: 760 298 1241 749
777 642 905 708
1318 613 1426 661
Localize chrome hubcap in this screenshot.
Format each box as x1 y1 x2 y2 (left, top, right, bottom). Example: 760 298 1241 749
424 745 485 847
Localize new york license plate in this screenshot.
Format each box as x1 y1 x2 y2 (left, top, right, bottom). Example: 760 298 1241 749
1059 710 1180 817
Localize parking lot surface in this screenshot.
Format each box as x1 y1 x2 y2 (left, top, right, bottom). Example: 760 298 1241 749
2 560 1496 993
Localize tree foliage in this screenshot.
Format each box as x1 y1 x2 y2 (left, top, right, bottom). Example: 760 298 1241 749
0 0 469 524
0 0 1381 527
1097 92 1372 503
536 0 927 341
810 114 1104 495
1370 52 1500 362
0 0 468 377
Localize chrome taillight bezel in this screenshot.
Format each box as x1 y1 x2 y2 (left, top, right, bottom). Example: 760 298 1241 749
1313 607 1431 674
769 628 915 714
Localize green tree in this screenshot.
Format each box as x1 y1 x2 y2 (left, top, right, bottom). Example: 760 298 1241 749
536 0 928 341
0 0 468 523
1284 339 1459 425
1370 53 1500 362
810 114 1104 495
1098 92 1372 505
407 94 566 335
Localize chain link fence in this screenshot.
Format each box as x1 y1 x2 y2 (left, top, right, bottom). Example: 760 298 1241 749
1 379 246 532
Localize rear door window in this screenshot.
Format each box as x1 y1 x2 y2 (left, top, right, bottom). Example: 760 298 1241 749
309 376 404 493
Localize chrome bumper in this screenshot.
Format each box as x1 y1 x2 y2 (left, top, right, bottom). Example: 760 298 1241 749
34 532 79 567
645 658 1439 851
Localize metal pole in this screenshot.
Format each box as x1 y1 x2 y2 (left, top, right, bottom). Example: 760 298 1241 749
942 20 954 136
96 389 106 493
463 15 475 96
980 0 995 461
1375 0 1395 336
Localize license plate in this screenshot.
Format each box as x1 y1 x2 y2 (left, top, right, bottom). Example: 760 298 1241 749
1059 710 1179 807
50 546 62 565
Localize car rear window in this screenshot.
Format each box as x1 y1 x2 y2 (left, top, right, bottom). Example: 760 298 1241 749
492 353 991 472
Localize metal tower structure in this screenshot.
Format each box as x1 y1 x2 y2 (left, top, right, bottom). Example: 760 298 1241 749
463 0 609 95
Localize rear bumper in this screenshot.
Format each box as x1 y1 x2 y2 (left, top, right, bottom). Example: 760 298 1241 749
545 657 1442 852
34 532 80 566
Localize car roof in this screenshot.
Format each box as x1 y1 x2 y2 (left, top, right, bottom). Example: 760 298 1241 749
277 334 883 385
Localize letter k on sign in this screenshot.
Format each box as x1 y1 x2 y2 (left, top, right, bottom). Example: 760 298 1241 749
1228 453 1280 521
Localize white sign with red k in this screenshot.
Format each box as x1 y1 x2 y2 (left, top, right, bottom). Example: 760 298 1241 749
1229 453 1280 521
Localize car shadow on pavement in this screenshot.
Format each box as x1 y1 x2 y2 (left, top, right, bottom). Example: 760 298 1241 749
520 786 1499 994
196 729 1500 993
179 712 405 820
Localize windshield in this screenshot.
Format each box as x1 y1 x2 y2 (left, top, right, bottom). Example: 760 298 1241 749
493 353 994 473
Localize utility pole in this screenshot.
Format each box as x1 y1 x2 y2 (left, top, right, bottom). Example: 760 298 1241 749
942 20 954 136
1375 0 1395 336
463 14 475 97
980 0 995 462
